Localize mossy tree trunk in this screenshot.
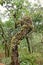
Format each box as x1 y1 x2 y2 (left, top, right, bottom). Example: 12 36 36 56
11 16 33 65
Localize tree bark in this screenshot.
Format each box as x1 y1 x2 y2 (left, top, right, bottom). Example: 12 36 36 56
11 44 20 65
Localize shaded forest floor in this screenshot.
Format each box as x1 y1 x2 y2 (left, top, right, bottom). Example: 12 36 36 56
0 43 43 65
0 33 43 65
0 50 43 65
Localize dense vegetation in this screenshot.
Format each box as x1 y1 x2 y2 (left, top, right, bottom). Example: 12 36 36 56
0 0 43 65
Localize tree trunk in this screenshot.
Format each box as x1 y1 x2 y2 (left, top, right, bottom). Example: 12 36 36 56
0 24 10 57
26 36 32 53
5 43 10 57
11 44 20 65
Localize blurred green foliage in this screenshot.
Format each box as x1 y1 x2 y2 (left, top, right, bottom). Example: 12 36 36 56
0 0 43 65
